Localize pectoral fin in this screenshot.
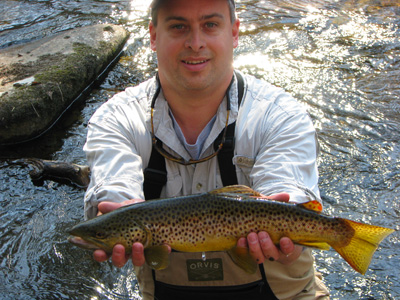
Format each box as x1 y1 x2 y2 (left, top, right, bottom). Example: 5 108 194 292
227 246 258 274
144 245 170 270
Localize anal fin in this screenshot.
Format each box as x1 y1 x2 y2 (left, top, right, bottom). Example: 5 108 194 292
298 241 330 250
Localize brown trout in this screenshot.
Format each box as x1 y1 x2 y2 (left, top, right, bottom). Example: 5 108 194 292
68 185 394 274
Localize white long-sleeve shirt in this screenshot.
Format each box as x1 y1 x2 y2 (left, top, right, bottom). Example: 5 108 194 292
83 71 320 219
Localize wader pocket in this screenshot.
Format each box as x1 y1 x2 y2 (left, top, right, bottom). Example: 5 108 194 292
152 252 278 300
154 279 276 300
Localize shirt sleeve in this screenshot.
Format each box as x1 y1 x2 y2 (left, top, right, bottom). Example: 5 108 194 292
252 91 320 204
235 76 320 205
83 88 151 219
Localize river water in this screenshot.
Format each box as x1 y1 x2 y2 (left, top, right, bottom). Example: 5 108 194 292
0 0 399 299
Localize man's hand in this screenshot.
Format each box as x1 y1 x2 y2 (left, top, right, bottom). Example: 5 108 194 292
93 199 149 268
237 192 303 265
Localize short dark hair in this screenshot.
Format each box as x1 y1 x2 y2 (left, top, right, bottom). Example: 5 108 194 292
150 0 236 26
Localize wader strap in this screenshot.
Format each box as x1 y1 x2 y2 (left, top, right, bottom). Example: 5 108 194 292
213 122 237 186
143 139 167 200
211 70 244 186
235 69 245 105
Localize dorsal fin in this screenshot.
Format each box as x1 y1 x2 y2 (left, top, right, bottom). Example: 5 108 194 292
299 200 323 213
208 185 262 197
209 186 322 212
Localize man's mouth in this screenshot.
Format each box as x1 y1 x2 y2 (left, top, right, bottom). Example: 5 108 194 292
183 60 208 65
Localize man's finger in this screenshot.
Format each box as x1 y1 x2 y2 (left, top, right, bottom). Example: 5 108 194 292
279 237 295 255
247 232 264 264
98 201 123 214
112 244 129 268
97 199 143 215
237 237 248 249
93 249 109 262
132 242 146 267
258 231 279 261
277 238 303 265
266 193 290 202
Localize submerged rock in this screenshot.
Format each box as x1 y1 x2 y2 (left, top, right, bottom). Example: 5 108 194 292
0 24 129 145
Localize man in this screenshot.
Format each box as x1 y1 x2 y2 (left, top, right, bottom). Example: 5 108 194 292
83 0 330 299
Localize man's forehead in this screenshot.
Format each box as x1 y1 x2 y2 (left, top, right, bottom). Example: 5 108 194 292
150 0 236 25
151 0 235 7
157 0 231 19
151 0 235 13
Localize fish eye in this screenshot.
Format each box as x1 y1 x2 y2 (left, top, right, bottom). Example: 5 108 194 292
95 231 106 239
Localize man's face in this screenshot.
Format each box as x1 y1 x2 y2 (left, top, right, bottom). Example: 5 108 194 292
149 0 240 94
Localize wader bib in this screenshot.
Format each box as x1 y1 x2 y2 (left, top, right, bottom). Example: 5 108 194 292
143 72 279 300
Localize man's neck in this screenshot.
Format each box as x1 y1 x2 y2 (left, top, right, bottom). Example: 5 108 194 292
160 74 233 144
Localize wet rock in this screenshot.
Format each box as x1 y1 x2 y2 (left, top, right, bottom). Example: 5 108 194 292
0 24 129 145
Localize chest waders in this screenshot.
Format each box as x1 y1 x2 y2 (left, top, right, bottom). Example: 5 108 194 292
143 72 279 300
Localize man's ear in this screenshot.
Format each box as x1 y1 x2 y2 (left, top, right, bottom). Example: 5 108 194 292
149 21 157 51
232 19 240 48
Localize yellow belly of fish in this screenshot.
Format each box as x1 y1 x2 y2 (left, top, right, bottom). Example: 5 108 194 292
170 236 238 252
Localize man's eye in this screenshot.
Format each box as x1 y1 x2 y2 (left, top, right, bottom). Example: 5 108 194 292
205 22 217 29
172 24 185 30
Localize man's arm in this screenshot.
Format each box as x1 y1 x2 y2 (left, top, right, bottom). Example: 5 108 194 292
83 85 153 219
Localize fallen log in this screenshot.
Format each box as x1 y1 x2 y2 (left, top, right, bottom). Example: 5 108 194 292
13 158 90 188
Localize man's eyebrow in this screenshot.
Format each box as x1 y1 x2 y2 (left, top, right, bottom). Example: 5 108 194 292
164 16 187 23
201 13 225 21
164 13 225 23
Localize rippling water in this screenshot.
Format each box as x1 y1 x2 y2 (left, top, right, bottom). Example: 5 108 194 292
0 0 399 299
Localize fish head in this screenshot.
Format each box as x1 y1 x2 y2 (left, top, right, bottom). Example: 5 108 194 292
67 213 148 254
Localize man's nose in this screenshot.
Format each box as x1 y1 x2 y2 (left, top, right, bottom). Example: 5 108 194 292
185 28 205 51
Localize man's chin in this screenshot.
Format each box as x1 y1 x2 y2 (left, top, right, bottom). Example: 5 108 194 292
178 74 214 91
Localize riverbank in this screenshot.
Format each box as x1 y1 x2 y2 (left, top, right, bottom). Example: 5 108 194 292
0 24 129 145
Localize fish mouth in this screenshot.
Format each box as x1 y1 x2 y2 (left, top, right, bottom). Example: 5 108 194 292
68 236 112 254
68 236 100 250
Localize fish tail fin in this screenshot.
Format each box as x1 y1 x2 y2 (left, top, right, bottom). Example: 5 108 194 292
332 219 394 275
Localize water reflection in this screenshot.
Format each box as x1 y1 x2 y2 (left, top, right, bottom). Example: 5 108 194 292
0 0 399 299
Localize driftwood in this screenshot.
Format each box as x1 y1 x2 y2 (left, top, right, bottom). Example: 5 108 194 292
13 158 90 188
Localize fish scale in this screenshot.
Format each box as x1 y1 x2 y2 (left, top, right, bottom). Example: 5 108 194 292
68 185 394 275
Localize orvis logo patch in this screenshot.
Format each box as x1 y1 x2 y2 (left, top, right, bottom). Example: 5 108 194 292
186 258 224 281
